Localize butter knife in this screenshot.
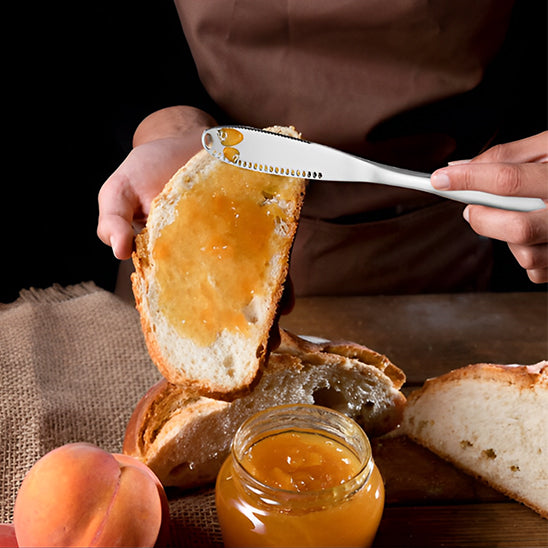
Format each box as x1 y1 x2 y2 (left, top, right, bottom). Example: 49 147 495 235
202 126 545 212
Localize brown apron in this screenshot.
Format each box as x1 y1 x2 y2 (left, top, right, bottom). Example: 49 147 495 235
174 0 514 295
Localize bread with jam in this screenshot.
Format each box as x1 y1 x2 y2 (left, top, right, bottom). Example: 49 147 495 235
131 126 306 397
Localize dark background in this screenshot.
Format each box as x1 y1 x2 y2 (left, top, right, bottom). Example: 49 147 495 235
2 0 546 303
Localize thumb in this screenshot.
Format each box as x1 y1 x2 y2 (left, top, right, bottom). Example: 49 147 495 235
97 176 139 260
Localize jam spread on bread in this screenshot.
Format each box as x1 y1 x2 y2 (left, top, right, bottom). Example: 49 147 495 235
152 163 300 346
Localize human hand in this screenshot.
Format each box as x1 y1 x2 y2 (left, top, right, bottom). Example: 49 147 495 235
97 107 215 260
431 132 548 283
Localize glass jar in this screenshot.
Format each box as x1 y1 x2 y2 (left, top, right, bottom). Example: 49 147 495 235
215 404 384 547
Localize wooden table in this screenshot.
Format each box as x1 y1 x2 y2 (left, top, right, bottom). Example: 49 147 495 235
280 292 548 547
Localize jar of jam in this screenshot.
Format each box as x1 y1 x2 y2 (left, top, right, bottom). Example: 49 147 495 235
215 404 385 547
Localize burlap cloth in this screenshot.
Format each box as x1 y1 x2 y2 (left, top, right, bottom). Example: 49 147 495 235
0 282 223 547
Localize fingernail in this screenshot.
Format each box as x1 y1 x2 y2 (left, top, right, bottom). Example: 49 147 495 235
448 159 472 166
463 206 470 223
110 235 121 259
431 171 451 190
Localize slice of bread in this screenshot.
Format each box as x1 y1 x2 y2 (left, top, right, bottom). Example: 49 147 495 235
123 330 406 489
402 361 548 518
131 126 306 397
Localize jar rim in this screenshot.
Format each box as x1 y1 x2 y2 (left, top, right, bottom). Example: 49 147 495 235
231 404 373 502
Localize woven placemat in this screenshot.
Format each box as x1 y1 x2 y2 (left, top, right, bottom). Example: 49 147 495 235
0 282 222 546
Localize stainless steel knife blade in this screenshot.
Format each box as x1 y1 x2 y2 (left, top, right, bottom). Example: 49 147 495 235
202 126 545 212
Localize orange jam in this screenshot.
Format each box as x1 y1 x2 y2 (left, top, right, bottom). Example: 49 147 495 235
218 128 244 146
152 162 299 346
242 431 361 492
216 405 385 548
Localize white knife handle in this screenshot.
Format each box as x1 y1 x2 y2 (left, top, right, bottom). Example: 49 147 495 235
432 189 545 212
368 163 546 213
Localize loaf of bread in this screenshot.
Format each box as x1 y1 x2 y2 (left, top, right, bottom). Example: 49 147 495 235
123 330 406 489
402 361 548 518
131 126 306 397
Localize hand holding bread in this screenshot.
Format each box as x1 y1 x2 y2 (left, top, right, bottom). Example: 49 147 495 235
131 126 306 397
97 106 217 260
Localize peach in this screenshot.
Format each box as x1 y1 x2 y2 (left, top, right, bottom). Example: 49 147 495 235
13 443 170 547
0 524 18 547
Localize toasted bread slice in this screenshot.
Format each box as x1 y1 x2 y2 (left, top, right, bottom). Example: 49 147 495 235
132 126 306 397
123 330 406 489
402 361 548 518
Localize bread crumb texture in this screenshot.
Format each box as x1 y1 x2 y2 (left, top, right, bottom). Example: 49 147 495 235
123 330 407 490
402 362 548 518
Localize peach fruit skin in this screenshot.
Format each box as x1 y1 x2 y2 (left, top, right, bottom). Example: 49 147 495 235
13 443 169 547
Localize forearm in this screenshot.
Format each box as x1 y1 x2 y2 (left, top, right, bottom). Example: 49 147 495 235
133 105 217 147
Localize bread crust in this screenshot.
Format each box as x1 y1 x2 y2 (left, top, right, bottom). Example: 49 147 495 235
277 329 406 390
131 127 306 398
124 330 406 489
403 362 548 519
409 362 548 397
